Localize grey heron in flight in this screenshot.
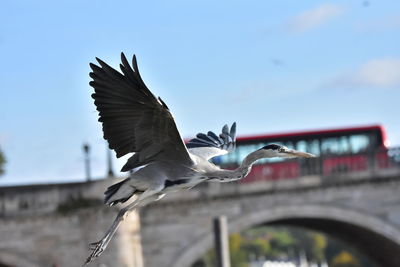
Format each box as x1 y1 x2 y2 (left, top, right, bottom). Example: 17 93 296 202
85 53 315 265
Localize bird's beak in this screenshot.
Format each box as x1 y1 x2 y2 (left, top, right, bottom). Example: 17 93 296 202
282 148 316 158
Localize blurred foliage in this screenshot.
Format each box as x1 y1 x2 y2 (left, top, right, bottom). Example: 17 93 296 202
192 226 376 267
229 233 248 267
331 251 360 267
0 147 5 176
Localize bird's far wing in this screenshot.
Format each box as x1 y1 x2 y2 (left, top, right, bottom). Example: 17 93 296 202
90 53 193 172
186 123 236 160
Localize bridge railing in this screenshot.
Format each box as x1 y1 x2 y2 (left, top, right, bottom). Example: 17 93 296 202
300 146 400 178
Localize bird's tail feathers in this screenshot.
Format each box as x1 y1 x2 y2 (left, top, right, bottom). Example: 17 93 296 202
104 178 136 206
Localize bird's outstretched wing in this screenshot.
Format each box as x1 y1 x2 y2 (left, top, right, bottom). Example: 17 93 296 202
186 123 236 160
90 53 193 172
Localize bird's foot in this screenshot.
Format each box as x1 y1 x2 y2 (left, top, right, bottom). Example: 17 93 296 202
84 239 109 266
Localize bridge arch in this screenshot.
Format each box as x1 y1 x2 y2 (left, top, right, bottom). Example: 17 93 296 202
171 204 400 267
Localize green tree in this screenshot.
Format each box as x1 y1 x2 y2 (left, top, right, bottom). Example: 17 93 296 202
0 147 5 176
192 226 377 267
229 233 248 267
310 232 327 262
242 237 271 258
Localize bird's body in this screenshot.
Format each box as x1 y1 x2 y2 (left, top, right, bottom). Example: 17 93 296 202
106 160 208 204
105 150 250 207
84 53 314 265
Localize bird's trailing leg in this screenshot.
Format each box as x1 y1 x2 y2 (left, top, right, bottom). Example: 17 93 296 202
84 201 137 265
84 188 163 266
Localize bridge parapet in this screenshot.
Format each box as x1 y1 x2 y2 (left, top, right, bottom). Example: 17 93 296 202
160 165 400 204
0 178 118 217
1 147 399 217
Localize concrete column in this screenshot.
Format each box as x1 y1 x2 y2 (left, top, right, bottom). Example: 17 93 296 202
116 211 144 267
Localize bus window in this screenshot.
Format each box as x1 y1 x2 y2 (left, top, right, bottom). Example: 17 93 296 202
296 139 320 156
338 136 350 154
219 148 238 165
321 138 337 154
285 141 295 150
296 140 307 153
308 139 320 156
349 134 370 153
321 136 350 155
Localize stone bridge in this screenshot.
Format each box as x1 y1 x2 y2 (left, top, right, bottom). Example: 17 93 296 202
140 168 400 267
1 168 400 267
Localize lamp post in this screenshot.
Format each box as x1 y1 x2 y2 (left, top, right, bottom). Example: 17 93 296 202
106 147 114 177
83 143 91 181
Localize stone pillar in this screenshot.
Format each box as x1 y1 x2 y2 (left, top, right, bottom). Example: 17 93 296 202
116 211 144 267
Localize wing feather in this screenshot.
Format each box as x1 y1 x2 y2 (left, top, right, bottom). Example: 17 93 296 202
90 53 193 170
187 123 237 160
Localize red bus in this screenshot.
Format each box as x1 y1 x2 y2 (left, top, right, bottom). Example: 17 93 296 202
212 125 390 182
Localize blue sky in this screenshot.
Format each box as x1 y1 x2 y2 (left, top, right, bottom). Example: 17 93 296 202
1 0 400 185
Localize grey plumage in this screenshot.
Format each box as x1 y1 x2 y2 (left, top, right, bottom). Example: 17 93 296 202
84 53 315 265
186 123 236 152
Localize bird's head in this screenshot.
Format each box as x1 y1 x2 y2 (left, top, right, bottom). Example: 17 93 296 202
259 144 315 158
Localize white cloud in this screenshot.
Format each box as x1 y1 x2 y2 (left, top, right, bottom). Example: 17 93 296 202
287 4 344 33
327 58 400 88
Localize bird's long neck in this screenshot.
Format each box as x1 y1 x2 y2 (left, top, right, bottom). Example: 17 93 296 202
241 150 264 169
236 149 264 177
208 150 264 182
